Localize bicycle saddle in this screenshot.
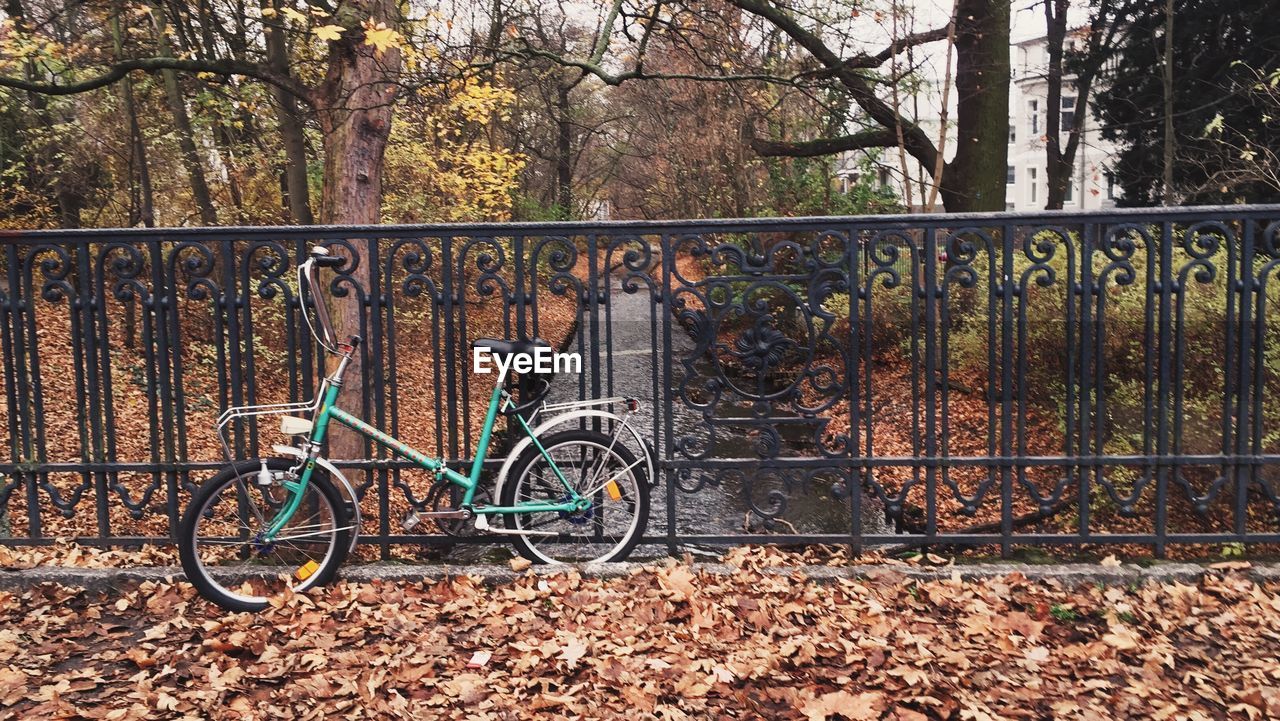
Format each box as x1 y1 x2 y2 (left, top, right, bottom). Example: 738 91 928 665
471 337 550 357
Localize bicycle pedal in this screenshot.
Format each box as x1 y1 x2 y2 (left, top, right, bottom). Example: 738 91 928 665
401 509 422 532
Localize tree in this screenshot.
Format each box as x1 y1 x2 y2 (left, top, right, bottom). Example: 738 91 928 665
502 0 1012 213
1041 0 1126 209
1198 65 1280 197
1091 0 1280 205
0 1 411 458
382 79 525 222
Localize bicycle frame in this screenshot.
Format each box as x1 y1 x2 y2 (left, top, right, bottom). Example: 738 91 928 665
262 365 587 541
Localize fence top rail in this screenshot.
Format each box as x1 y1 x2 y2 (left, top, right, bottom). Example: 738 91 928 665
3 204 1280 243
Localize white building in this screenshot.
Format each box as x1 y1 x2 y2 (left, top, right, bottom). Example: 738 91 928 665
1007 32 1120 211
838 29 1122 212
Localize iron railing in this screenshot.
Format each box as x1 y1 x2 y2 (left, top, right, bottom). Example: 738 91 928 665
2 205 1279 557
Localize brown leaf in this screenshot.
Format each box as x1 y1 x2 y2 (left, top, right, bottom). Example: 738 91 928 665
124 648 155 669
1208 560 1251 571
658 565 698 601
557 637 588 669
801 690 885 721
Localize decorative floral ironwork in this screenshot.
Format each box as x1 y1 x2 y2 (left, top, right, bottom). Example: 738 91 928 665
0 208 1277 553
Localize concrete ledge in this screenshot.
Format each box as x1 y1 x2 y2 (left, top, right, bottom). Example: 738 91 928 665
0 560 1275 593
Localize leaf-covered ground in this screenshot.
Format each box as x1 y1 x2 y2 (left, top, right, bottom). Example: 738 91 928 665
3 552 1279 720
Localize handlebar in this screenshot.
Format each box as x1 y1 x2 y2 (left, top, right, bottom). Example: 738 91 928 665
298 247 340 353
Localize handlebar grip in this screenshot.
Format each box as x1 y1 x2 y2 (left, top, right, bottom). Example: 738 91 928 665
312 255 344 268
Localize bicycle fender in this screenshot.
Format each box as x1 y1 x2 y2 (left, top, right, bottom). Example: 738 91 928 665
271 444 361 553
492 409 657 503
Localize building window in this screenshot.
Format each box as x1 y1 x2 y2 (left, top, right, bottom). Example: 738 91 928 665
1007 165 1016 184
877 167 891 189
1009 123 1016 143
1029 99 1040 136
1106 172 1117 200
1062 96 1076 132
1028 167 1038 203
1064 179 1074 203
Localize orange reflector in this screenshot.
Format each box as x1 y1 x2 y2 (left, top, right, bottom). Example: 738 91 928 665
295 559 320 582
605 479 623 501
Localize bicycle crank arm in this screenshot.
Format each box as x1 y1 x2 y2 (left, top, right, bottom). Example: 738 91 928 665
473 515 557 536
401 508 472 532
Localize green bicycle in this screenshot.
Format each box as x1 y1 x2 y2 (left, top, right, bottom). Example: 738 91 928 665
178 246 652 612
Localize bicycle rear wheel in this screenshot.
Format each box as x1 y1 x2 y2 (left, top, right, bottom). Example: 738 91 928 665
178 458 352 612
501 429 649 564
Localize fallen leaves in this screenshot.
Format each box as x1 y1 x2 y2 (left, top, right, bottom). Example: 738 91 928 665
555 636 588 669
801 690 884 721
1 563 1278 719
657 563 699 601
0 540 179 569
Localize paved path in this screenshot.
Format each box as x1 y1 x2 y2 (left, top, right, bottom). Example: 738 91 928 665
3 559 1274 592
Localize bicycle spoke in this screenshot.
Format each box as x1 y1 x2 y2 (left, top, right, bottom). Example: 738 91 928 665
188 468 342 607
510 435 646 563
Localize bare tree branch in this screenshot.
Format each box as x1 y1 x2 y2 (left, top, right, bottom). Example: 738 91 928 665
869 25 950 66
750 128 898 156
0 56 313 103
724 0 941 177
507 44 815 87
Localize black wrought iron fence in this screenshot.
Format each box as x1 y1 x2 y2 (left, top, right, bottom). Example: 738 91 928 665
2 205 1279 558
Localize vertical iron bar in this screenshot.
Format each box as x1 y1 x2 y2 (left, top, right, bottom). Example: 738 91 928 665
923 227 938 542
1248 221 1270 541
1234 218 1254 538
1077 223 1093 541
79 241 110 540
10 246 31 537
149 239 179 537
364 236 389 560
222 242 244 458
1155 221 1173 557
661 232 677 555
442 236 459 462
848 225 862 556
999 224 1015 557
0 244 22 532
1140 224 1158 553
587 234 602 425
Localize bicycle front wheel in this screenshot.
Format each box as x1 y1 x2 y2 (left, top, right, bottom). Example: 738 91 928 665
178 458 352 613
501 429 649 564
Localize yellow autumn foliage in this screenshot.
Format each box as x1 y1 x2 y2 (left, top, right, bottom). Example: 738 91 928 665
382 79 525 223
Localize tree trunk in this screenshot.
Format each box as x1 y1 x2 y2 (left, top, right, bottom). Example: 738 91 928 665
1161 0 1175 203
314 0 402 460
148 2 218 225
112 4 154 230
556 82 573 216
212 121 248 222
1043 0 1069 209
263 0 313 224
276 95 313 224
941 0 1011 212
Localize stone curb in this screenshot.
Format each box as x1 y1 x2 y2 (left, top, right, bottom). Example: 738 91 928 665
1 561 1276 594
